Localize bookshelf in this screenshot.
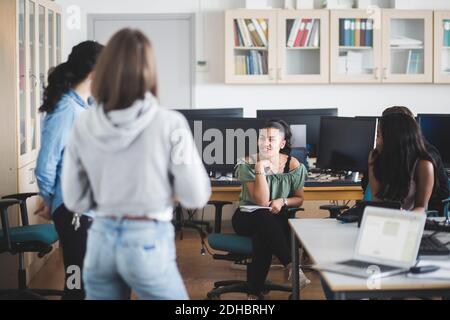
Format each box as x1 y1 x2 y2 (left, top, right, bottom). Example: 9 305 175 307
434 11 450 83
382 10 433 83
277 10 329 83
225 9 328 84
226 9 445 84
330 10 382 83
225 10 276 83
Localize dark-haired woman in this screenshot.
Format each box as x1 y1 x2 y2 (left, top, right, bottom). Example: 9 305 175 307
369 113 436 213
35 41 103 300
232 120 310 300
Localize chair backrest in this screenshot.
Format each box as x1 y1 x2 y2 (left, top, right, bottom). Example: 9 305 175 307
364 184 372 201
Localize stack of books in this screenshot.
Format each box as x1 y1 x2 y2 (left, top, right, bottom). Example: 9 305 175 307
234 18 268 47
286 18 320 48
235 51 268 75
339 18 373 47
406 50 423 74
444 20 450 47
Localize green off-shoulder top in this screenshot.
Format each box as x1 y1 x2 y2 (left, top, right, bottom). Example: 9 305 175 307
235 160 307 205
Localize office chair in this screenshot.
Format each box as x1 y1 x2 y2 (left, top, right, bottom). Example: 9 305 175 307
0 193 63 299
206 206 304 300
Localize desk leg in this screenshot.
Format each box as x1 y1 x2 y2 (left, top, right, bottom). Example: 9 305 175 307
291 229 299 300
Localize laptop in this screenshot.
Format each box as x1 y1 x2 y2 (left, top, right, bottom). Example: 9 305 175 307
314 207 426 279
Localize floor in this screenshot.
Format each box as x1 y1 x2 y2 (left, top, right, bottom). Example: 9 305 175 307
29 225 326 300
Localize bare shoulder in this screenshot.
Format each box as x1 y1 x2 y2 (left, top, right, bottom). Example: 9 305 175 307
416 159 434 174
289 156 301 171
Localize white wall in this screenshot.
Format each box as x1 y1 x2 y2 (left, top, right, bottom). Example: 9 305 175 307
56 0 450 118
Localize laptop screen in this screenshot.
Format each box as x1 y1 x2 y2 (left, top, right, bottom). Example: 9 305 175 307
354 207 425 268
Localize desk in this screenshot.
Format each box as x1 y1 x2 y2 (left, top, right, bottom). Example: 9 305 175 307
288 219 450 300
211 186 363 202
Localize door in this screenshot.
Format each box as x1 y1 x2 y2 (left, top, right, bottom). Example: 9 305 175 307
88 14 195 108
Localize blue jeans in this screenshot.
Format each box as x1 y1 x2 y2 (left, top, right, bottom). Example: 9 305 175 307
83 218 188 300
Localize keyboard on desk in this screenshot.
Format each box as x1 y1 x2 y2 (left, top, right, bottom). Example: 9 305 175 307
305 179 361 187
419 236 450 256
210 179 241 186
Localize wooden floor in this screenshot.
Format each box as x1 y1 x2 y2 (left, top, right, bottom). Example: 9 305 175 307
29 226 326 300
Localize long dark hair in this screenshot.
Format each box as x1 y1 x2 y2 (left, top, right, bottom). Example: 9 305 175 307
372 113 436 201
40 41 103 113
262 119 292 155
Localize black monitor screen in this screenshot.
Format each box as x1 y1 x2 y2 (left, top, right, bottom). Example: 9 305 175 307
176 108 243 120
257 108 338 157
418 114 450 168
317 117 377 171
187 117 263 174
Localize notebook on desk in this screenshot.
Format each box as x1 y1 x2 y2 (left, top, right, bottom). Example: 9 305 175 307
314 207 426 279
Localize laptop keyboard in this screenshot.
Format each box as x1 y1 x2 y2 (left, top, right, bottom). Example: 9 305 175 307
419 236 450 256
339 260 399 272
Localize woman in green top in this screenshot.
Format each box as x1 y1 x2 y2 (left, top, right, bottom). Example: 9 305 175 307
232 120 309 300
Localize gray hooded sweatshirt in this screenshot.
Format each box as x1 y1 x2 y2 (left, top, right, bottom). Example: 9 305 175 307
61 92 211 221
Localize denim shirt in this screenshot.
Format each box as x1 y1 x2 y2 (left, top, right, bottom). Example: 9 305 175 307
35 89 89 215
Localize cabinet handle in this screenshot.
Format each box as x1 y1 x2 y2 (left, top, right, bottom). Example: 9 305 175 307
30 74 38 88
374 68 379 80
383 67 388 80
269 68 275 80
29 167 36 184
277 68 282 80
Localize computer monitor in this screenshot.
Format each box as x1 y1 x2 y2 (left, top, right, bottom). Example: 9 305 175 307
257 108 338 157
187 117 264 174
417 114 450 168
176 108 244 120
316 117 377 172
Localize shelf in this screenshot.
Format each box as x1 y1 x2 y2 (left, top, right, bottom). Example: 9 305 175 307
339 46 373 50
390 46 424 50
234 47 268 51
286 47 320 50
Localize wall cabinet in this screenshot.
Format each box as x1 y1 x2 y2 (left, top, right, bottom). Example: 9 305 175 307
0 0 62 288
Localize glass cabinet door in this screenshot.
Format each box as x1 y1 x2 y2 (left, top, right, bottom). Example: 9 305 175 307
29 0 37 152
39 5 46 103
330 10 382 83
18 0 27 156
277 10 329 83
225 10 277 84
56 13 61 64
48 9 54 69
382 10 433 83
434 12 450 83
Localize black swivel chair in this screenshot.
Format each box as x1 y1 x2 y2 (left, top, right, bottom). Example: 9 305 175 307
0 193 63 299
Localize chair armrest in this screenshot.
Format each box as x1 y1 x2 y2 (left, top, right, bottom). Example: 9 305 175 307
2 193 38 226
207 201 234 234
2 193 39 202
286 206 305 218
0 199 21 251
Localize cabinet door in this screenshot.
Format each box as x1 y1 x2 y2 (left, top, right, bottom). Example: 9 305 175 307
382 10 433 83
225 10 277 84
330 10 382 83
18 0 28 160
434 11 450 83
48 8 55 69
28 0 39 158
277 10 329 84
56 12 62 65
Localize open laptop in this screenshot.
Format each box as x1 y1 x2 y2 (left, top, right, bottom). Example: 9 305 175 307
314 207 426 279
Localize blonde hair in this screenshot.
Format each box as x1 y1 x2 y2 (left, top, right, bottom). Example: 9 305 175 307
92 28 158 112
